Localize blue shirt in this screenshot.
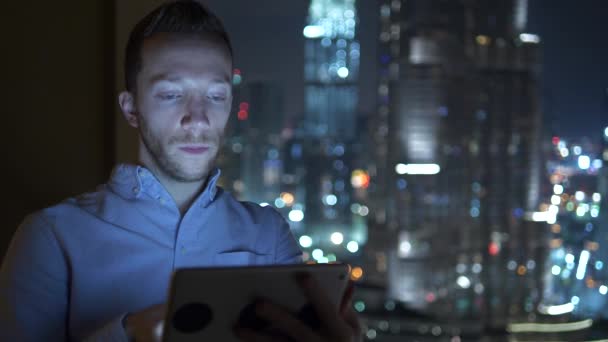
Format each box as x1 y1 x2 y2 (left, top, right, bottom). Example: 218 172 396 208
0 164 302 341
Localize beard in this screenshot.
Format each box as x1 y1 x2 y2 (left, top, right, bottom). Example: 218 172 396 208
139 116 221 183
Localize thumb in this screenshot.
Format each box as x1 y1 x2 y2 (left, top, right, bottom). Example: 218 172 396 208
154 320 164 342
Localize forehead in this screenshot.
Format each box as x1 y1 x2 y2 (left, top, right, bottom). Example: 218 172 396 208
139 33 232 80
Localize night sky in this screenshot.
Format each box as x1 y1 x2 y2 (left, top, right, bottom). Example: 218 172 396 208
528 1 608 139
206 0 607 139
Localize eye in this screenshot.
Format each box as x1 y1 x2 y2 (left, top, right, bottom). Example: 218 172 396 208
208 94 227 102
157 93 182 101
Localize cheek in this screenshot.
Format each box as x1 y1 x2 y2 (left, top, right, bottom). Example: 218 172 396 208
213 106 231 128
218 111 230 129
141 112 176 142
141 101 182 128
212 115 230 138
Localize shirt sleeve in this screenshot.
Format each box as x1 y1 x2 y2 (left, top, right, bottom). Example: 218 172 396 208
272 211 303 265
0 213 70 341
0 214 131 341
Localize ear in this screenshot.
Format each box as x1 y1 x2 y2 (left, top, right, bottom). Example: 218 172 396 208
118 91 139 128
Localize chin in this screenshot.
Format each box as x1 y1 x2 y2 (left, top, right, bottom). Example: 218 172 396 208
180 162 215 181
160 149 217 182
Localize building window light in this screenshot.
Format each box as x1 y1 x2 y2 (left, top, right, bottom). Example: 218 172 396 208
303 25 325 38
519 33 540 43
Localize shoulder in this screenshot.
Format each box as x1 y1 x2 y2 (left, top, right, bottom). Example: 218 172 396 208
37 190 98 224
6 208 69 267
216 188 287 227
15 185 108 241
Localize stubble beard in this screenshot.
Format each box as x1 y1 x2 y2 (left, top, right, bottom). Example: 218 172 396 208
139 117 221 183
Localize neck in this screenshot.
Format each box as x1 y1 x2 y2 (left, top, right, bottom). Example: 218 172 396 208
159 174 209 215
141 162 210 215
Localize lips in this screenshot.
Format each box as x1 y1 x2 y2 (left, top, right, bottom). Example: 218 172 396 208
178 145 210 154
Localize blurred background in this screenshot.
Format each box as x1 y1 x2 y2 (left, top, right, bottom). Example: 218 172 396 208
4 0 608 340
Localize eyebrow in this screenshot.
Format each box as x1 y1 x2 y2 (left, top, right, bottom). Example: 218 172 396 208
148 73 180 84
148 73 232 86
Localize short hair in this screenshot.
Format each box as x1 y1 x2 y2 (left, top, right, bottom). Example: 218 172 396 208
124 0 233 92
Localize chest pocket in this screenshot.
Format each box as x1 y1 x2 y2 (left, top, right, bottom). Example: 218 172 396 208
213 251 272 266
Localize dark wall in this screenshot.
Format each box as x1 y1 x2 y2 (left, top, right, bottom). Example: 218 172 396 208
3 1 114 255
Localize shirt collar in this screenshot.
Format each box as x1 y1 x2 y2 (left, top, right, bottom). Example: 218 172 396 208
108 164 221 207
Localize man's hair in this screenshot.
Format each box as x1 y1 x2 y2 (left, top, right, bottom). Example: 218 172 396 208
124 0 233 92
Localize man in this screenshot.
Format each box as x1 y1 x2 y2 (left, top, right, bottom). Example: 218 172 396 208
0 1 361 341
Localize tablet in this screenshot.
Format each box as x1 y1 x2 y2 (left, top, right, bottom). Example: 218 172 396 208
162 263 350 342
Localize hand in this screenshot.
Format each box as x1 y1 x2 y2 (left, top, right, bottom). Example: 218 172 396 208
235 275 362 342
124 303 166 342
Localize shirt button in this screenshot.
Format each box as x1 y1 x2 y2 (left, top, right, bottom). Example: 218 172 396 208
181 246 187 254
159 198 166 205
132 187 140 194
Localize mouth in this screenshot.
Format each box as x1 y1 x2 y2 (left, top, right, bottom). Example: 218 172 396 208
178 145 210 155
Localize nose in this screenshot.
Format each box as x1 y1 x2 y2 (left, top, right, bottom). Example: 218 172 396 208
181 95 210 129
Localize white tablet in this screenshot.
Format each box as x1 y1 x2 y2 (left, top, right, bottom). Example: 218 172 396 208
162 263 350 342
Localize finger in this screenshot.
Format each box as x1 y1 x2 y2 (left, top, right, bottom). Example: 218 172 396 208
339 281 355 314
154 320 164 341
148 303 167 313
341 306 362 336
339 284 361 336
234 327 284 342
255 301 321 342
296 273 350 337
148 303 167 321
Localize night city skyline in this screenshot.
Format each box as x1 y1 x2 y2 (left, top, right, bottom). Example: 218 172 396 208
208 1 608 340
206 0 607 138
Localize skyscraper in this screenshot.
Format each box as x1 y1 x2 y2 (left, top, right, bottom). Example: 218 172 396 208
369 0 543 326
302 0 360 139
286 0 368 263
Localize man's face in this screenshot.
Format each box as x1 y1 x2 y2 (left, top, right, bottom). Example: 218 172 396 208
125 34 233 182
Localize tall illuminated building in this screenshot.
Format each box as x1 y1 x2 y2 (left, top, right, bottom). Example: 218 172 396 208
302 0 359 138
285 0 368 263
367 0 543 327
